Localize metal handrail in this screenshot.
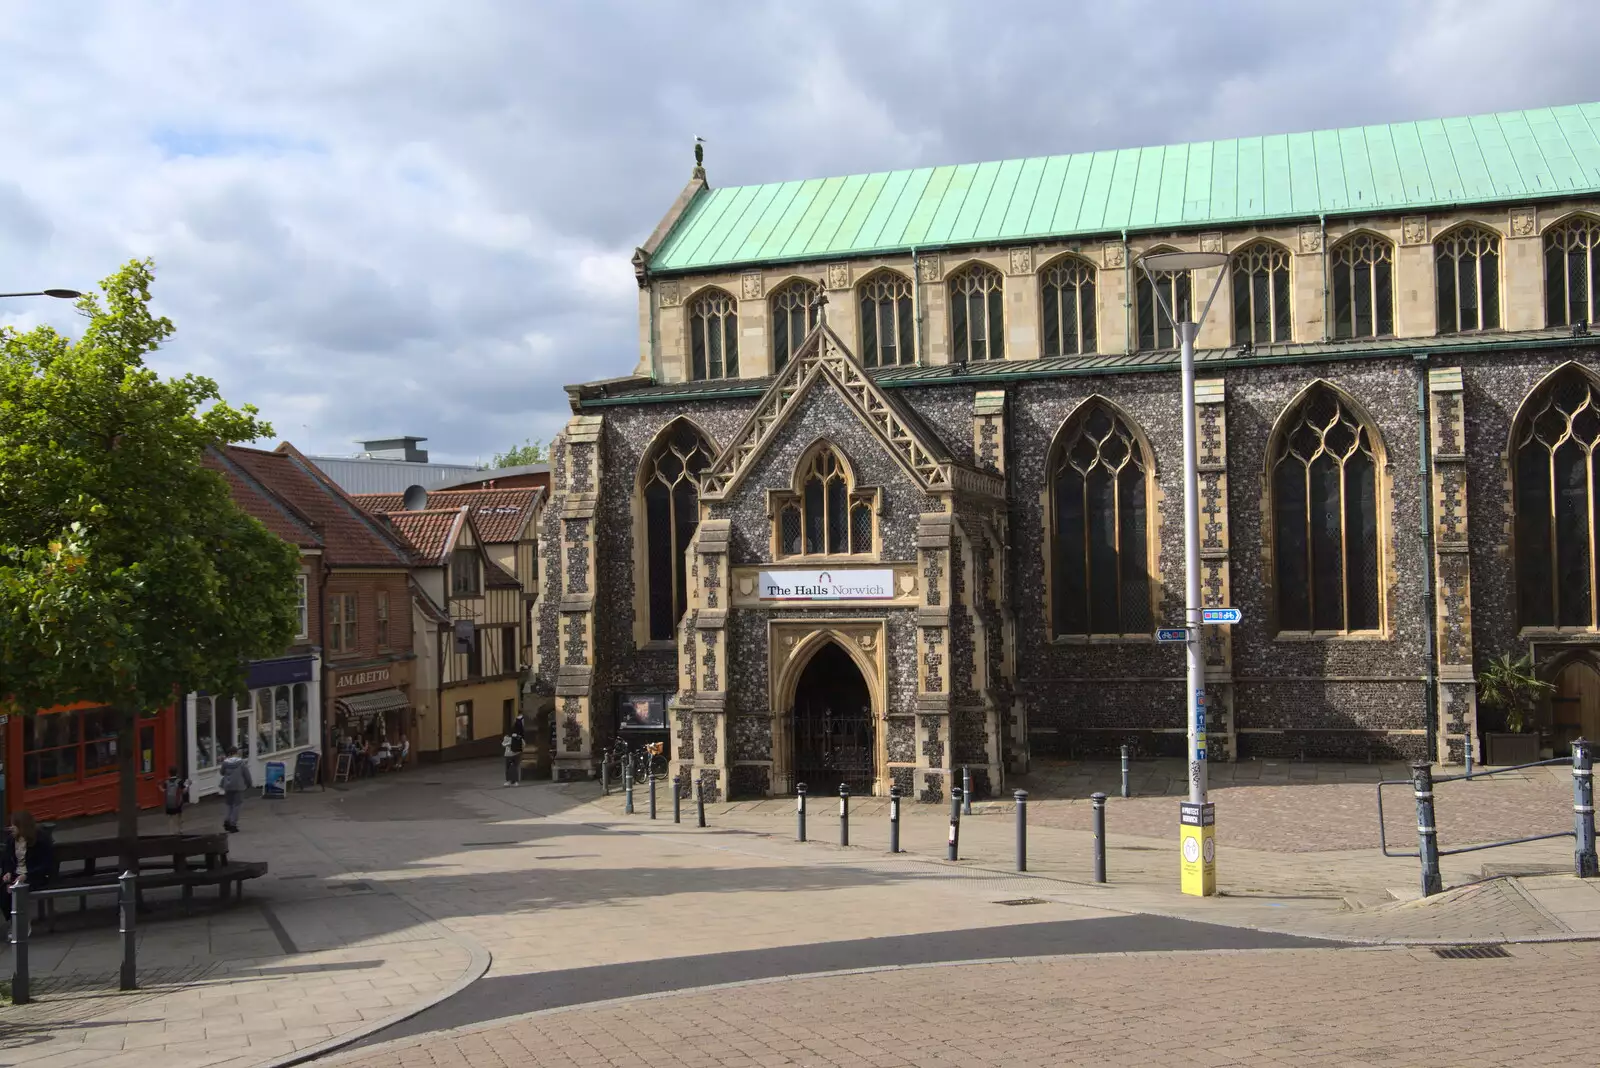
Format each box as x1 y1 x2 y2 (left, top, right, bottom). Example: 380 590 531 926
1378 757 1572 859
9 872 139 1004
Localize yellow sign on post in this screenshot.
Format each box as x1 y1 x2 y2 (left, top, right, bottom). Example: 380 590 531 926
1180 801 1216 897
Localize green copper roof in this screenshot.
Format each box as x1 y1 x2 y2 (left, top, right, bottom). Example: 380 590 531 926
650 102 1600 274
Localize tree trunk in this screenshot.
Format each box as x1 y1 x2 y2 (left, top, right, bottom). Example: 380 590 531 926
117 705 140 874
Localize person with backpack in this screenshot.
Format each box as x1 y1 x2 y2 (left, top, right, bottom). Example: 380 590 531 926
502 733 523 786
163 766 191 833
219 746 253 832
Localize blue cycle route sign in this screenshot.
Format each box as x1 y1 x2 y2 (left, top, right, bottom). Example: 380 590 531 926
1156 628 1189 642
1200 607 1242 624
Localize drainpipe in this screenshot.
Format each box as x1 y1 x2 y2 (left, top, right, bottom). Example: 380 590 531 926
911 246 924 364
1319 215 1330 343
318 560 331 784
1121 230 1132 354
1415 354 1438 762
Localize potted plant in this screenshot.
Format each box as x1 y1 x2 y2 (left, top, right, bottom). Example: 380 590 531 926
1477 653 1552 766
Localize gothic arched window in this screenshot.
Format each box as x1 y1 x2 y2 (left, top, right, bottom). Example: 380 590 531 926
1040 255 1097 357
1049 401 1152 637
1330 233 1395 339
770 278 821 374
948 262 1004 361
1513 368 1600 628
857 269 914 368
1270 385 1382 634
1543 216 1600 328
775 445 874 557
688 288 739 380
641 422 714 641
1231 240 1292 345
1135 250 1191 351
1436 225 1501 334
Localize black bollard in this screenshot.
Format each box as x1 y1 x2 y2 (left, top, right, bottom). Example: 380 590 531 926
673 778 682 824
649 769 658 820
1574 738 1597 879
1412 762 1443 897
948 786 962 861
624 754 634 815
797 783 808 842
1464 736 1474 780
1120 745 1131 799
962 766 973 814
1091 792 1107 883
9 881 30 1005
119 870 138 991
1014 789 1028 872
601 748 610 795
695 777 706 827
839 784 850 847
889 785 901 853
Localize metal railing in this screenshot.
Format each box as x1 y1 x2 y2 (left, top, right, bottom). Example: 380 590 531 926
1376 738 1598 896
9 872 139 1004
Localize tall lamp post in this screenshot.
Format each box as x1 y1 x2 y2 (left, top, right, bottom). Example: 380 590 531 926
0 289 82 300
1135 250 1229 898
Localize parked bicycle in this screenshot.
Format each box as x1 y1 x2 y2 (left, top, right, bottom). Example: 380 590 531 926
607 739 667 785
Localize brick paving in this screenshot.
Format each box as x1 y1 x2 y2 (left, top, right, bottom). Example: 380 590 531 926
328 942 1600 1068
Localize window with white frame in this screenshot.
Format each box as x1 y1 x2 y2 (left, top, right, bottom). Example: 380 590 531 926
295 574 309 639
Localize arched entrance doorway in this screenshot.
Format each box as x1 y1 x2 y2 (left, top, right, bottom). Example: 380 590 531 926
791 641 875 794
1552 658 1600 755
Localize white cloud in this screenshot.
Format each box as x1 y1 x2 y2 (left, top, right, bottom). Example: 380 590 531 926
3 0 1598 462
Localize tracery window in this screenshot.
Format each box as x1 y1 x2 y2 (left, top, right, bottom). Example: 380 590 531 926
948 262 1004 361
1135 252 1191 351
775 446 874 557
1543 216 1600 328
1330 233 1395 339
1231 241 1292 345
688 288 739 380
858 270 914 368
1436 225 1501 334
1513 368 1600 628
642 422 714 641
770 279 821 374
1049 402 1152 637
1040 256 1097 357
1270 386 1382 634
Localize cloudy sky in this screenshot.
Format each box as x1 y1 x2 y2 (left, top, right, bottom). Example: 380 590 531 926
3 0 1598 464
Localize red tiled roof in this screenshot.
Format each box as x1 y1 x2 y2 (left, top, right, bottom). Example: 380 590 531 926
205 449 321 549
385 507 468 566
219 444 415 567
354 487 542 543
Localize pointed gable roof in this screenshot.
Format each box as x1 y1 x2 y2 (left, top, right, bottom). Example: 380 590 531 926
353 487 542 543
386 507 470 566
205 447 322 550
697 320 1002 501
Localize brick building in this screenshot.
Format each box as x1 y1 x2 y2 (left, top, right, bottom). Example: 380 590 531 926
533 100 1600 801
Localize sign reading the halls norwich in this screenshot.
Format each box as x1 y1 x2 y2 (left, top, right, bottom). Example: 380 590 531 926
758 569 895 601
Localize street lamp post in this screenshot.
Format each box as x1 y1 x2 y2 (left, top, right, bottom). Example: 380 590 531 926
0 289 82 300
1135 250 1229 898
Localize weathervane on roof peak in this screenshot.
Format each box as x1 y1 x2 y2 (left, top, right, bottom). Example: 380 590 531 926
693 136 706 180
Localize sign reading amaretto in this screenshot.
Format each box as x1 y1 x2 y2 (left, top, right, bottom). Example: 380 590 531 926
757 569 895 601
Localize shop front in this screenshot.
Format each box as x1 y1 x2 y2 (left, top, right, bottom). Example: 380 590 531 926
187 655 321 799
0 702 175 821
328 659 413 761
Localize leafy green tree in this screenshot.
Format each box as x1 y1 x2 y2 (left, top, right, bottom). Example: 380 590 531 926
491 438 546 468
0 261 302 866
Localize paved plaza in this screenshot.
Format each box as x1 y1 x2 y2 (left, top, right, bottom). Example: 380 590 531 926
2 757 1597 1068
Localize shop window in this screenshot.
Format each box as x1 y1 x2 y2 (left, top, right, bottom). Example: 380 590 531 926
295 574 308 639
23 706 120 789
1513 367 1600 628
1040 255 1097 358
948 262 1004 361
688 287 739 380
293 684 310 750
451 548 481 596
376 590 390 647
1270 384 1383 634
1231 240 1292 344
195 696 217 769
1436 224 1501 334
1136 250 1191 350
1331 233 1395 339
642 421 715 642
328 593 357 653
1544 215 1600 327
774 445 874 557
857 269 914 368
770 278 821 374
455 700 473 744
1049 401 1153 638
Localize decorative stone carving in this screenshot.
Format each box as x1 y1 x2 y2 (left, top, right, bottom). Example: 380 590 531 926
658 280 682 307
916 255 942 283
973 390 1007 477
1199 233 1223 254
1402 217 1429 246
1298 225 1323 254
740 272 764 300
1102 243 1126 268
1510 207 1537 238
1007 247 1034 276
826 262 850 290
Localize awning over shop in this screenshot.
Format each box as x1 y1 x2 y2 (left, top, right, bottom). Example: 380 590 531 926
335 688 409 725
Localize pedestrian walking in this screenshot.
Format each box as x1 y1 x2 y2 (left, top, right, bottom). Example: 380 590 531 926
502 734 522 786
163 766 191 834
219 746 253 832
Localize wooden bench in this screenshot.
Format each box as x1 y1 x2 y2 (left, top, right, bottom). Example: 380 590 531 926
38 833 267 928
